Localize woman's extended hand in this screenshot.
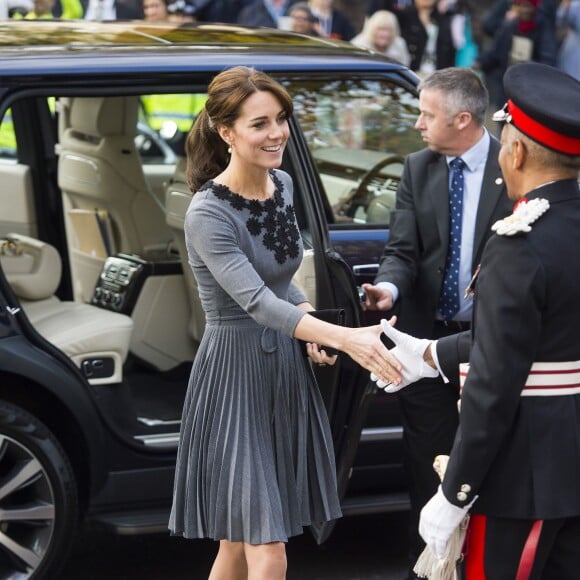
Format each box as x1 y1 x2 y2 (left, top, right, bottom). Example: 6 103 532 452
342 324 403 386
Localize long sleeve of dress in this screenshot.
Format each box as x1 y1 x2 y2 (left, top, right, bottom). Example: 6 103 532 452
185 199 306 338
288 282 308 306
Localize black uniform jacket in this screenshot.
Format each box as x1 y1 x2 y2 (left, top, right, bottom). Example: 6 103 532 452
375 138 511 338
438 179 580 520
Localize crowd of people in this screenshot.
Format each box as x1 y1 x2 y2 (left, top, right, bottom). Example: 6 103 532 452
3 0 578 83
3 0 577 93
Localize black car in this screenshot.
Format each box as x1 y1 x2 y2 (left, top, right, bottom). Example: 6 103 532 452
0 20 423 578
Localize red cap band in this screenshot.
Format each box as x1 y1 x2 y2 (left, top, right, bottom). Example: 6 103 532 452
507 99 580 155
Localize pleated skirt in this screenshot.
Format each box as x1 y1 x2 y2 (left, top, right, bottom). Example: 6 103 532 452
168 316 342 544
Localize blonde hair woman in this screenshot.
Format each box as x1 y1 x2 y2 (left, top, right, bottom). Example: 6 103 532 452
352 10 411 67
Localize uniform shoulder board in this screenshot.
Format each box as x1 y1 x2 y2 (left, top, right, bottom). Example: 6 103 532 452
491 198 550 236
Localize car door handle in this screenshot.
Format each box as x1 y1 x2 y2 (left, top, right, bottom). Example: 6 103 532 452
352 263 379 276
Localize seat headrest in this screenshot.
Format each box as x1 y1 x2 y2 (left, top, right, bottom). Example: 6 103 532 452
1 234 62 301
68 96 139 138
172 157 188 184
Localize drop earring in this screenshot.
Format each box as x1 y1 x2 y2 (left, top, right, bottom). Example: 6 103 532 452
228 146 232 154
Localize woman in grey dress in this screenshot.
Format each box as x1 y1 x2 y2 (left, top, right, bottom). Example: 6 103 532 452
168 66 396 579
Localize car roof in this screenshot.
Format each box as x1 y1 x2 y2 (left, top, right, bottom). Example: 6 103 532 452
0 20 415 79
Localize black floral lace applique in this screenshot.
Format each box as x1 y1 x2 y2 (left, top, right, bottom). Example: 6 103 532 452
207 172 300 264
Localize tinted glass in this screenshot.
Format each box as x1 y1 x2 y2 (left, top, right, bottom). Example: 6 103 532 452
0 109 17 161
284 78 421 225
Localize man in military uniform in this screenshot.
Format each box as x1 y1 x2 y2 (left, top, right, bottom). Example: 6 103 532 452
379 62 580 576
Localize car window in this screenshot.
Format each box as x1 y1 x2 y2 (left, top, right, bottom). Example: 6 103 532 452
137 93 207 164
0 108 17 161
284 78 422 226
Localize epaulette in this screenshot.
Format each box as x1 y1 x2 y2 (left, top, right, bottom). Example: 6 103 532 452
491 198 550 236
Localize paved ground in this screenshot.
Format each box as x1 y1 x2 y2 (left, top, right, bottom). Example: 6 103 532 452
61 511 411 579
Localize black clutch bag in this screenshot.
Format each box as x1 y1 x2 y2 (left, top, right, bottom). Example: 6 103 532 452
299 308 345 357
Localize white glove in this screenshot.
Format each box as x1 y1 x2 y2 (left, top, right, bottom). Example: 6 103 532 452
419 485 476 560
371 319 439 393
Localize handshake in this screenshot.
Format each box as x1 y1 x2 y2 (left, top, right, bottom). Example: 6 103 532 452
371 319 439 392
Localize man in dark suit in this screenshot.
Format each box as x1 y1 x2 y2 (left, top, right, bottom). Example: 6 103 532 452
383 62 580 577
362 66 511 573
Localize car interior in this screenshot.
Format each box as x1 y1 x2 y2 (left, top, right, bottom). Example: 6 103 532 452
0 78 421 449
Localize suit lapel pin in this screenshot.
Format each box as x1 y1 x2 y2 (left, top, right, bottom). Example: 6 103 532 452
464 264 480 299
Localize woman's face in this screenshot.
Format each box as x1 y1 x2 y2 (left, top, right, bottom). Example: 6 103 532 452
143 0 168 21
374 25 394 50
226 90 290 171
514 1 537 22
291 9 313 34
33 0 55 15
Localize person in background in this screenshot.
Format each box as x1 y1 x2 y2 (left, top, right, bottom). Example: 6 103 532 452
166 0 195 22
475 0 558 110
381 62 580 578
12 0 83 18
194 0 252 23
237 0 295 28
481 0 557 43
84 0 143 20
557 0 580 81
445 0 479 67
2 0 33 18
361 66 511 578
288 1 319 34
396 0 456 75
308 0 355 40
141 0 168 21
168 65 395 580
351 9 411 66
367 0 414 14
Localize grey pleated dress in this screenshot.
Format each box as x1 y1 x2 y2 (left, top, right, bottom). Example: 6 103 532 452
169 169 342 545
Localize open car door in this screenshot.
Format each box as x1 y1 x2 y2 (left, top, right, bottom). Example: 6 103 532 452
285 126 380 544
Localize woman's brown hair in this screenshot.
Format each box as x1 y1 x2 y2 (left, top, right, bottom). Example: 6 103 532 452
185 66 294 192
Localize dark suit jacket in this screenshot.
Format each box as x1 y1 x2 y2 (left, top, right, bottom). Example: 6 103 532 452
437 179 580 520
324 9 356 41
375 137 511 339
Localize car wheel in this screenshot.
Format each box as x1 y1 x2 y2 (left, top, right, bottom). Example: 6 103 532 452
0 401 79 579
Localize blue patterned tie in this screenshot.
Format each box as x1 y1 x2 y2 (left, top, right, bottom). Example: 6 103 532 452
438 157 466 320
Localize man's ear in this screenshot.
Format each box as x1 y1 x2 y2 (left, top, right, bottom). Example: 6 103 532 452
455 111 472 131
512 138 527 170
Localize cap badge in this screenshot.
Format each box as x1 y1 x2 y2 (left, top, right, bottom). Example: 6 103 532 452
491 198 550 236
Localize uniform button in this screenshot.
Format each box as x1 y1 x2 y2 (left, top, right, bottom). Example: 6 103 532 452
460 484 471 493
457 491 468 502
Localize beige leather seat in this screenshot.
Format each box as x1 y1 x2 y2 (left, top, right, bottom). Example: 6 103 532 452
1 234 133 385
57 96 172 302
164 158 205 344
